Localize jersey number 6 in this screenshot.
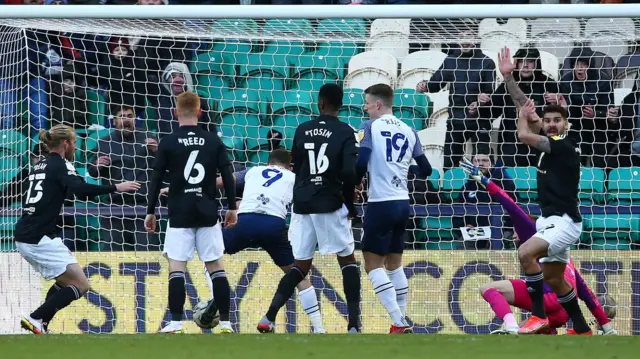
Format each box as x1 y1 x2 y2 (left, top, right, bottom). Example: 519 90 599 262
304 142 329 175
184 150 205 184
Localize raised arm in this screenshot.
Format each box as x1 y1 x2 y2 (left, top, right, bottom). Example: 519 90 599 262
517 99 551 153
497 46 529 109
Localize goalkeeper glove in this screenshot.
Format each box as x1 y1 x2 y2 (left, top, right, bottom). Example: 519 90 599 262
459 157 490 189
597 322 617 335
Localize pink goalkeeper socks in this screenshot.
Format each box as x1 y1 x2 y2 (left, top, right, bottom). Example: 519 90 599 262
482 288 517 328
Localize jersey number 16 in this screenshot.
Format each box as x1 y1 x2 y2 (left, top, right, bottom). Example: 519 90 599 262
304 142 329 175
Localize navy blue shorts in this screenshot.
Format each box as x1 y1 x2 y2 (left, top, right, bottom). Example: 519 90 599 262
222 213 293 267
362 200 410 256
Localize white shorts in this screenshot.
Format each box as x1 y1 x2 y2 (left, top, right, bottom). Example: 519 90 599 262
163 223 224 262
16 236 78 281
288 205 355 260
534 214 582 264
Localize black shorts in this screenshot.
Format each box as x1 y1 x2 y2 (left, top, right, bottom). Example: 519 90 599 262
362 200 410 256
222 213 293 267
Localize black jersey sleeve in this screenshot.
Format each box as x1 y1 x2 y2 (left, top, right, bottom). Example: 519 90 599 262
147 138 170 215
57 161 116 199
549 135 576 156
341 133 359 217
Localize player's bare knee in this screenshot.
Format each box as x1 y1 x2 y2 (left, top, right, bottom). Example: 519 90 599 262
385 253 402 271
297 277 313 291
336 253 356 268
294 259 312 276
205 259 224 273
478 282 494 296
168 259 188 273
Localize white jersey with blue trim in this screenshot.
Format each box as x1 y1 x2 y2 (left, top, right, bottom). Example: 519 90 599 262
358 114 424 202
236 165 294 219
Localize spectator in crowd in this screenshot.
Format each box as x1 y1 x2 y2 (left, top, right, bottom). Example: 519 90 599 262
452 153 515 249
416 31 496 171
87 104 160 251
157 62 213 138
482 47 564 167
560 47 616 168
618 78 640 167
99 37 148 115
49 63 88 129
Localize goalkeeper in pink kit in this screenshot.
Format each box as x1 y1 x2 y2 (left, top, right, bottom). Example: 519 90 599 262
459 158 617 335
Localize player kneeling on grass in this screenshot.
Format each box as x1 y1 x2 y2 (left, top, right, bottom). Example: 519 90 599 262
460 158 617 336
17 125 140 334
165 149 327 333
145 92 237 334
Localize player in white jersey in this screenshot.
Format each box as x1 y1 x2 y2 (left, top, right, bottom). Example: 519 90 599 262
356 84 433 334
193 149 326 333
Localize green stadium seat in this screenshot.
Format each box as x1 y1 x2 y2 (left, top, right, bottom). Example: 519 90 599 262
583 214 639 250
339 88 366 129
245 126 274 151
270 90 316 148
0 155 22 186
607 167 640 204
579 167 606 204
263 40 307 57
393 89 430 130
217 124 245 154
263 19 314 38
236 53 289 92
290 53 344 90
195 75 229 103
0 129 28 158
247 150 270 167
316 19 367 38
190 51 233 78
218 89 264 115
505 166 537 203
428 169 441 190
315 41 362 66
84 128 114 157
442 168 468 200
210 19 258 56
85 89 107 127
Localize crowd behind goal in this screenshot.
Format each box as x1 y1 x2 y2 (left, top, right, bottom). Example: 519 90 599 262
0 1 638 336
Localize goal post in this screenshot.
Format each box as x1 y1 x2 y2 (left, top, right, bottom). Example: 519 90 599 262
0 5 637 335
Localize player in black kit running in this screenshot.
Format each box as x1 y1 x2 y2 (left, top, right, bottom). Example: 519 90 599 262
17 125 140 334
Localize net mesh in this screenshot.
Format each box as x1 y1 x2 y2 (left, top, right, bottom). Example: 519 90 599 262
0 16 638 335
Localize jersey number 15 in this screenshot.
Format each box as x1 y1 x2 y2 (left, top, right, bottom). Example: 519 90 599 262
381 131 409 162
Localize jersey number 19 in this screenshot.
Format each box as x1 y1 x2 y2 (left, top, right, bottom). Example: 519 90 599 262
381 131 409 163
305 142 329 175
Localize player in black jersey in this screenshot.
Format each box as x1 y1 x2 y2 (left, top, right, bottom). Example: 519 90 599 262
257 83 362 334
145 92 237 334
512 98 590 335
16 125 140 334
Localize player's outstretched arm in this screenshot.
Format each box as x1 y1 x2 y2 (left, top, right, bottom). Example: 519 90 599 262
459 158 537 242
575 271 614 333
59 163 137 200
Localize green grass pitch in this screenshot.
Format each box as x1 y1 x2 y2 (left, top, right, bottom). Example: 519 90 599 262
1 334 638 359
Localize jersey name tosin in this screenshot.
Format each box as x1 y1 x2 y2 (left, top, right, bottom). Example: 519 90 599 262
305 128 332 138
178 137 206 147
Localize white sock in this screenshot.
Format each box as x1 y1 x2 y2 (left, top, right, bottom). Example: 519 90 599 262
368 268 404 326
503 313 518 329
387 267 408 317
298 287 324 332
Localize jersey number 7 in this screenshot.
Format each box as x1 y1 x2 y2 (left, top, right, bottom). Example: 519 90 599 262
304 142 329 175
381 131 409 162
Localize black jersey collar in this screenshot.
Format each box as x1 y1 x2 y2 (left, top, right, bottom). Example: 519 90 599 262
317 114 339 122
